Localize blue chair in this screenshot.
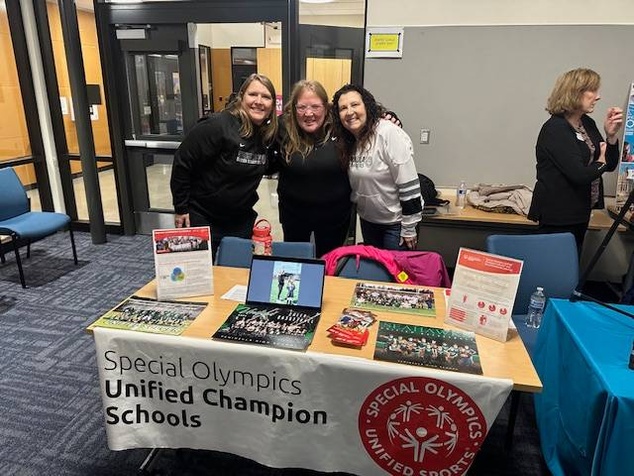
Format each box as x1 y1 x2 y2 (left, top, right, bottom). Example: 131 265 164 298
334 256 395 282
0 167 77 288
486 232 578 449
215 237 315 268
486 232 579 353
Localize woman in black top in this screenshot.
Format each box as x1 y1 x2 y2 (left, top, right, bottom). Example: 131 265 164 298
275 80 352 257
170 74 278 255
528 68 623 251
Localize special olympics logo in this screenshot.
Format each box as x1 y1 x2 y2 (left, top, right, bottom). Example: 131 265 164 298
358 377 486 475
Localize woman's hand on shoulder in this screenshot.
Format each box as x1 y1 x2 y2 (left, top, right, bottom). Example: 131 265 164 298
382 111 402 128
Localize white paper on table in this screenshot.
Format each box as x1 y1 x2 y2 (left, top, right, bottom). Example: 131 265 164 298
221 285 247 302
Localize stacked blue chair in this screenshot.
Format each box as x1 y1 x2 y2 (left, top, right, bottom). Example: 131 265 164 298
486 232 579 354
215 236 315 268
0 167 77 288
486 232 579 449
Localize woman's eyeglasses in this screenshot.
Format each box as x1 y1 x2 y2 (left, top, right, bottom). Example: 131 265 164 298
295 104 324 114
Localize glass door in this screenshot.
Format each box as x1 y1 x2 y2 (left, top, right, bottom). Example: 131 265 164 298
96 0 292 234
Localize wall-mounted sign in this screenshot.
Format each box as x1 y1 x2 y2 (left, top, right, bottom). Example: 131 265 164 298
365 27 404 59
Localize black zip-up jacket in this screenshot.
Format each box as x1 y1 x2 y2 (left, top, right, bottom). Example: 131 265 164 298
170 111 269 224
528 114 619 226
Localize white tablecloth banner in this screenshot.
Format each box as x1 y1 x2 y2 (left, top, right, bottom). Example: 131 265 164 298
94 327 512 475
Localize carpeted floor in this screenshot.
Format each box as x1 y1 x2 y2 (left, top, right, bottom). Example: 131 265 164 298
0 231 550 475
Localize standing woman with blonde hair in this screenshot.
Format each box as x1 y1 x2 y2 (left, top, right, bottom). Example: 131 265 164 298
171 73 278 255
528 68 623 251
274 80 352 257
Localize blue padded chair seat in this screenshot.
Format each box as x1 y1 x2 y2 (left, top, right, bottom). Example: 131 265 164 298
215 236 316 269
0 212 71 239
271 241 315 259
335 256 395 282
0 167 77 288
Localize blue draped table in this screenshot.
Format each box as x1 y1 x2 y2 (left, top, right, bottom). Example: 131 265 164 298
533 299 634 475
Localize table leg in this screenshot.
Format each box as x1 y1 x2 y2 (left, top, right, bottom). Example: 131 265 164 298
505 390 521 450
139 448 162 475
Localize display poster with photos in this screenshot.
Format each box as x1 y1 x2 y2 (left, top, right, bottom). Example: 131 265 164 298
213 304 321 351
374 321 482 375
615 82 634 216
351 282 436 316
90 296 206 336
445 248 522 342
152 227 213 300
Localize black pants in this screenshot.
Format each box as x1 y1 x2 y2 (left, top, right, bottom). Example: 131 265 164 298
281 214 350 258
189 209 257 259
538 222 588 256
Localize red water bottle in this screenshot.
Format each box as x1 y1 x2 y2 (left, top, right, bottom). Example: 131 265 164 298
252 218 272 256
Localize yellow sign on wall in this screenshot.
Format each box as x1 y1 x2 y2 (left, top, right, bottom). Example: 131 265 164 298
369 33 400 52
366 27 404 58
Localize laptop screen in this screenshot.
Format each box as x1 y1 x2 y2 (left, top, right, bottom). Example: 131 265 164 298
246 255 326 310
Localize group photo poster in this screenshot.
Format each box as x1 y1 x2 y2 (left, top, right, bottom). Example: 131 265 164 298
445 248 522 342
153 226 213 300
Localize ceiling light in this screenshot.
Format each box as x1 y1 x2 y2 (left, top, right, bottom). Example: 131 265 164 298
300 0 336 4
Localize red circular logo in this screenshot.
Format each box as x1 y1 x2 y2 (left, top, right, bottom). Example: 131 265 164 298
358 377 486 475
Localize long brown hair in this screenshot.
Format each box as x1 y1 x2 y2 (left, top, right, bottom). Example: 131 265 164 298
226 73 279 145
332 84 386 168
282 80 332 162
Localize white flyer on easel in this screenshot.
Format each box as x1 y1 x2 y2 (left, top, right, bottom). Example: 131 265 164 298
445 248 522 342
152 227 213 300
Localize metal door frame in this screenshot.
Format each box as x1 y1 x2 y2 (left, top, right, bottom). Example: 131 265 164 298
94 0 297 234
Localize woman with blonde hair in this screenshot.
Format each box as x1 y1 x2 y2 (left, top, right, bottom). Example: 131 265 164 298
171 73 278 255
274 80 352 257
528 68 623 251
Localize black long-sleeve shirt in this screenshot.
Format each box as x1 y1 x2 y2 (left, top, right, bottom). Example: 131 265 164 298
275 136 352 226
170 111 269 224
528 114 619 226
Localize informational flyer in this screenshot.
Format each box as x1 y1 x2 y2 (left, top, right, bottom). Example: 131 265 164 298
445 248 522 342
152 227 213 300
615 82 634 213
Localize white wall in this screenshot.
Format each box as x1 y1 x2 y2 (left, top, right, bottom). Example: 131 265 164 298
208 23 266 48
367 0 634 26
300 15 364 28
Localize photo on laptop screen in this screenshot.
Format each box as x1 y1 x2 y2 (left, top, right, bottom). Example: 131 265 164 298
213 256 326 351
246 256 325 310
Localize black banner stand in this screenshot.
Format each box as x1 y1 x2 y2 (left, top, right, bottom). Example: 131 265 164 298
570 190 634 319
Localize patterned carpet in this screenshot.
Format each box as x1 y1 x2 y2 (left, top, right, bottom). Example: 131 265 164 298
0 231 550 475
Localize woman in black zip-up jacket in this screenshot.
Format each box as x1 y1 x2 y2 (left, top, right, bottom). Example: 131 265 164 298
528 68 623 252
170 74 278 256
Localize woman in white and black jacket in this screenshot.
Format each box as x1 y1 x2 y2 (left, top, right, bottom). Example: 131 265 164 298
528 68 623 252
332 84 423 251
170 74 278 256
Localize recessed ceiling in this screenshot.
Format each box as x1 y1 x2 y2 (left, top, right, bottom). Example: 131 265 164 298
74 0 365 16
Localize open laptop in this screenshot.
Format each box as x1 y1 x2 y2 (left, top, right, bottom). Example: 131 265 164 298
213 255 326 350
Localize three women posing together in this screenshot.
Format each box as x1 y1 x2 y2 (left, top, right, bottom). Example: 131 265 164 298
171 74 423 257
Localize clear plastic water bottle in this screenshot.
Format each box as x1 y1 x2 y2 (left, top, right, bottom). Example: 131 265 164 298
526 287 546 328
455 180 467 210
